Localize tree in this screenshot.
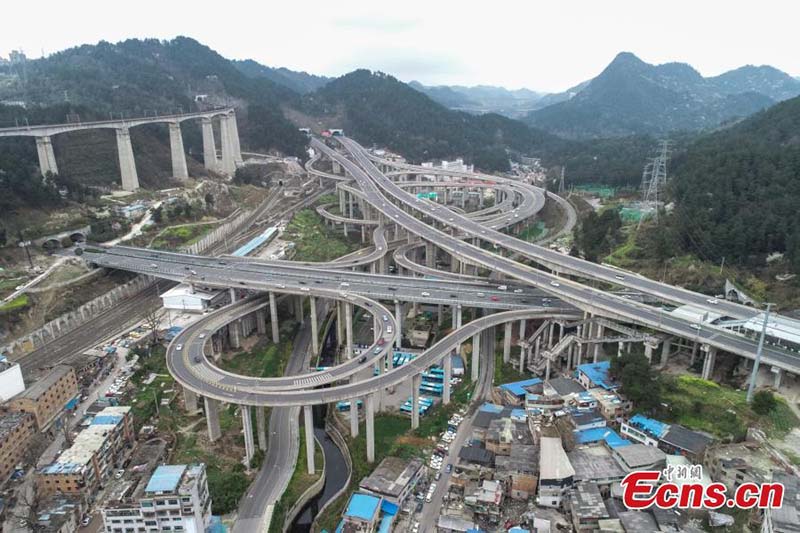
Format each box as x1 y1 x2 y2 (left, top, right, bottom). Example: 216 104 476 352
204 192 215 208
609 352 662 412
752 390 777 415
142 308 161 354
151 206 163 224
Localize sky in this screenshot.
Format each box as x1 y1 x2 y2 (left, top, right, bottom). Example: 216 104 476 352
2 0 798 93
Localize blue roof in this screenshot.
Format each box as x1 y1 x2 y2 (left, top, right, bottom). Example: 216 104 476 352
91 414 123 426
145 465 187 493
499 378 543 397
628 414 670 439
380 499 398 516
510 409 527 421
509 528 530 533
577 361 618 390
232 227 277 257
575 427 631 448
479 403 504 414
377 514 394 533
344 493 380 521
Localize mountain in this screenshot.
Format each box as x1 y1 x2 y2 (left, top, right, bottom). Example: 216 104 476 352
302 70 566 171
233 59 329 94
409 82 543 118
525 52 800 138
667 94 800 270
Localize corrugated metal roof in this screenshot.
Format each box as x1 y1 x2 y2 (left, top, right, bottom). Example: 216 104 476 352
499 378 543 397
344 493 380 520
145 465 187 494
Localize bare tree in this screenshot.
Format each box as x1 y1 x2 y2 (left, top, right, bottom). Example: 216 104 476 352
143 307 162 354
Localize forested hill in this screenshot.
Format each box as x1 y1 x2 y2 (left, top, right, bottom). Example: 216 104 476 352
669 95 800 270
0 37 308 157
232 59 329 94
301 70 567 171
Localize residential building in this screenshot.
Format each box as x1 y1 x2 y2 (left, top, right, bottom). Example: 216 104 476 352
0 411 36 486
358 456 424 509
762 471 799 533
576 361 619 391
573 427 631 450
538 436 575 508
544 376 586 398
569 483 610 532
37 406 134 497
571 409 606 431
620 414 669 447
34 496 84 533
586 388 631 423
0 355 25 401
341 492 382 532
659 424 713 461
497 378 543 405
9 365 78 431
495 444 538 500
568 446 626 493
464 479 504 518
101 463 212 533
486 417 532 456
612 443 666 473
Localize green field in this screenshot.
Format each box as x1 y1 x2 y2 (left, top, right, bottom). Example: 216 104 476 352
284 209 360 262
0 294 29 313
151 223 215 250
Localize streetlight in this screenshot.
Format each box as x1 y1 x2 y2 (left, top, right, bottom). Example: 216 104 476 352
746 303 773 404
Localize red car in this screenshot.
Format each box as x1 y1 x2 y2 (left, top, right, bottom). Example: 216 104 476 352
490 296 500 301
377 338 386 346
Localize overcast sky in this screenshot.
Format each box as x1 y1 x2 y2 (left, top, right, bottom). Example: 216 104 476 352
2 0 798 93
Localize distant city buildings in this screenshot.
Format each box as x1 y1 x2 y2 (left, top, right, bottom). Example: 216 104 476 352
9 364 78 431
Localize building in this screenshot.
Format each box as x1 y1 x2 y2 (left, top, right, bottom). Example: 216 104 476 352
486 417 532 456
612 443 666 473
544 376 586 398
0 411 36 486
101 464 212 533
762 471 800 533
37 406 134 497
568 446 626 493
0 355 25 401
620 414 712 461
569 483 610 532
538 436 575 508
571 409 607 431
358 456 424 509
34 496 84 533
705 442 778 493
160 283 225 312
9 365 78 431
495 444 539 500
111 203 148 219
497 378 543 405
464 479 504 518
576 361 619 391
620 414 669 447
341 492 382 532
586 388 631 423
573 427 631 450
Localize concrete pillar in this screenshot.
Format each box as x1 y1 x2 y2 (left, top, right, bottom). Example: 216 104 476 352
702 347 717 380
35 136 58 176
395 301 403 349
411 374 421 429
183 389 199 413
437 304 443 327
242 405 254 468
228 112 243 165
690 342 699 366
219 114 236 175
545 357 551 381
660 339 672 367
116 127 140 191
350 397 359 437
454 305 463 355
345 302 353 359
229 322 241 349
336 301 344 347
205 397 221 442
617 341 624 358
471 333 481 382
201 117 219 172
296 295 305 324
426 242 435 268
548 322 555 349
366 394 375 463
773 366 784 389
256 406 267 452
644 344 653 362
503 322 513 363
304 405 315 474
168 122 189 180
594 324 604 363
443 354 452 405
310 296 319 354
269 292 280 344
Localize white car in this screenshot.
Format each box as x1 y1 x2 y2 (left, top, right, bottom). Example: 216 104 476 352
513 288 523 293
340 282 350 287
421 291 430 297
690 324 702 331
301 287 310 292
615 274 625 280
175 344 183 351
550 281 560 287
706 298 719 305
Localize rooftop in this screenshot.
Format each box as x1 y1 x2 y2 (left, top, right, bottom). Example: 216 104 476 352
577 361 618 391
495 444 538 474
359 457 423 498
706 442 778 481
344 492 381 521
160 284 221 300
626 414 670 439
661 424 713 455
499 378 543 397
574 427 631 449
618 511 659 532
145 465 187 494
572 409 605 427
570 483 609 518
670 305 724 324
612 444 666 470
15 365 72 401
568 446 626 483
741 312 800 345
539 436 574 481
546 377 586 396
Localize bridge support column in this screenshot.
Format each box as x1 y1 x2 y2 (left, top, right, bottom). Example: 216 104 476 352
345 302 353 359
168 122 189 180
242 405 254 468
220 114 236 175
701 346 717 380
660 339 672 367
471 333 481 382
116 127 140 191
349 397 359 437
256 308 267 335
204 397 221 442
183 389 199 413
228 289 241 348
594 324 604 363
366 394 375 463
201 117 219 172
295 295 305 324
395 302 403 349
772 366 784 389
310 296 319 354
256 406 267 451
644 343 653 363
425 242 435 267
337 301 345 347
35 136 58 177
443 353 452 405
228 111 243 166
503 322 513 363
304 405 315 474
411 374 421 429
455 304 463 355
437 304 443 327
545 357 551 381
534 337 541 366
269 292 280 344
